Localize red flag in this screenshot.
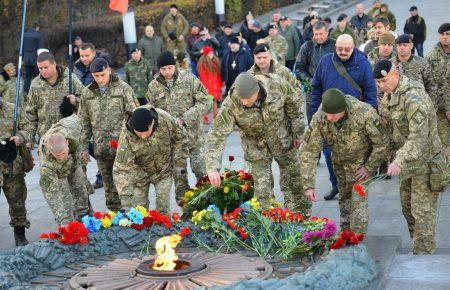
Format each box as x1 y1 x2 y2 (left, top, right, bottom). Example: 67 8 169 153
109 0 129 15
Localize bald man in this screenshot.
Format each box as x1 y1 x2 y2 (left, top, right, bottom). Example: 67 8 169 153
350 4 370 46
310 34 378 200
38 115 91 225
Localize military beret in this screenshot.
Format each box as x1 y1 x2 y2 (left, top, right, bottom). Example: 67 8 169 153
337 14 347 22
396 34 412 44
322 88 346 114
438 23 450 33
268 24 278 30
89 57 109 73
128 107 158 132
234 72 260 99
230 36 240 44
157 51 176 68
409 6 418 11
253 43 271 55
170 4 178 9
3 63 14 71
131 47 140 53
373 59 393 79
378 32 395 45
0 139 18 164
280 16 288 21
224 23 233 29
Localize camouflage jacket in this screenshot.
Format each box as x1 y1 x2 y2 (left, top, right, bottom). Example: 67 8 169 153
393 55 440 112
2 77 25 110
38 114 83 179
146 68 208 143
386 76 442 177
0 75 6 96
263 34 288 63
26 66 84 140
124 58 153 99
249 60 304 107
161 13 189 39
367 48 396 68
205 73 305 173
425 42 450 112
78 74 136 159
0 100 31 180
300 96 389 190
113 106 189 203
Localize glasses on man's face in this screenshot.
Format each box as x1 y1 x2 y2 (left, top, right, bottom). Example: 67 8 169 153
336 47 353 53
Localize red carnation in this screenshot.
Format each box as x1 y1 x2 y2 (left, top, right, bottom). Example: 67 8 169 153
93 212 103 219
143 216 153 228
228 155 235 162
241 184 249 193
357 233 365 242
109 139 119 150
179 226 191 238
172 213 180 223
80 236 88 245
131 224 145 231
353 184 366 197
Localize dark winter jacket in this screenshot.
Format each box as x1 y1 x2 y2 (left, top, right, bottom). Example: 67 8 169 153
74 51 110 86
23 28 44 66
294 38 336 82
191 38 221 62
221 46 254 88
350 14 370 31
404 15 427 44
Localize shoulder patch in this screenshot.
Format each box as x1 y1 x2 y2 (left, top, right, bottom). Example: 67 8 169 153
372 118 386 133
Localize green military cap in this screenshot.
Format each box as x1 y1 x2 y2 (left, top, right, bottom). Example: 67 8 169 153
378 32 395 45
234 72 260 99
322 88 346 113
3 63 14 71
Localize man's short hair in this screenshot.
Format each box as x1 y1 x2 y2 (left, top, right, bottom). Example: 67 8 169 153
47 134 67 154
37 51 55 64
75 36 82 41
80 42 95 51
313 21 328 31
373 16 390 26
31 20 40 29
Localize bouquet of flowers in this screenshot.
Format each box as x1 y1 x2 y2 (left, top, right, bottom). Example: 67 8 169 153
182 168 254 215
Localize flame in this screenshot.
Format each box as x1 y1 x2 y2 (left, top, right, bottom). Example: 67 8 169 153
152 234 182 271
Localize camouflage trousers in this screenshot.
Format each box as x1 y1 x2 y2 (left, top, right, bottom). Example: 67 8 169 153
174 143 206 202
334 166 369 234
400 173 439 254
97 158 122 211
40 165 91 225
166 39 186 54
436 111 450 160
82 164 94 195
1 173 30 228
250 148 312 216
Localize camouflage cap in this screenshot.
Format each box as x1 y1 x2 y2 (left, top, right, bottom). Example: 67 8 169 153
378 32 395 45
322 88 346 114
3 63 14 71
234 72 260 99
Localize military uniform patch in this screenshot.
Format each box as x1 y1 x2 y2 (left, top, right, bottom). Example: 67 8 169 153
115 145 128 163
373 118 386 133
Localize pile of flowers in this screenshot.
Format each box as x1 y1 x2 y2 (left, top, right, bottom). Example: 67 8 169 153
330 230 365 249
40 207 191 246
182 168 254 215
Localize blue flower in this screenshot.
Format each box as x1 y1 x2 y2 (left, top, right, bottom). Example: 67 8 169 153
112 212 124 226
126 208 144 225
207 204 221 217
82 215 101 232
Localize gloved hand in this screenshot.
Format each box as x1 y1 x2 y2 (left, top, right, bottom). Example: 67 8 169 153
0 138 18 163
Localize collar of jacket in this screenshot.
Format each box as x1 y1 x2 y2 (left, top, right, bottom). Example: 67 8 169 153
156 67 180 88
333 48 357 65
88 73 119 92
388 75 409 107
251 60 276 74
39 65 66 85
313 38 333 47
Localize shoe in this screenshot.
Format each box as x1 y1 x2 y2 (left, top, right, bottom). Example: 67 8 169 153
14 227 28 247
324 188 339 200
93 177 103 189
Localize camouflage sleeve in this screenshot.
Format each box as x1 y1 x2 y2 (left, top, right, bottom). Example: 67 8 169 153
77 89 92 151
283 80 305 139
72 73 85 109
204 97 236 173
123 83 138 114
167 113 189 171
364 110 390 173
300 115 324 191
112 129 140 208
394 97 429 168
17 107 32 144
279 37 289 60
285 70 304 106
181 76 208 128
24 83 39 140
124 65 131 84
161 16 169 39
422 62 440 109
145 80 157 105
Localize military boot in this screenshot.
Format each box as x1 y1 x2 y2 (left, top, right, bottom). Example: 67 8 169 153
14 226 29 247
324 187 339 201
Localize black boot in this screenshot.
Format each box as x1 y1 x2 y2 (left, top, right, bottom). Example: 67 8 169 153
324 188 339 201
14 226 28 247
93 171 103 189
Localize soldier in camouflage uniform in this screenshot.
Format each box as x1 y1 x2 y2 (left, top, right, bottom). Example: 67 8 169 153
26 52 84 143
161 4 189 53
38 114 91 226
124 48 153 106
113 106 189 212
78 58 136 212
374 60 444 254
2 63 24 107
301 89 389 233
0 98 32 246
367 33 396 68
263 24 288 65
0 73 7 96
205 72 311 215
426 23 450 160
146 51 208 202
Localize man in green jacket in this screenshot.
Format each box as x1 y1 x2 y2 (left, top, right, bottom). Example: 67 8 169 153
125 48 153 105
161 4 189 54
278 16 301 70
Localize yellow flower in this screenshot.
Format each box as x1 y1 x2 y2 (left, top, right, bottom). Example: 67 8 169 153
191 209 207 224
136 205 149 217
101 217 112 228
223 186 230 194
108 211 116 219
249 198 260 211
184 190 195 200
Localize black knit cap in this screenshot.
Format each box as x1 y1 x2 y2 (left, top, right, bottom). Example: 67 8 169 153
128 107 158 132
224 23 233 29
373 59 393 79
438 23 450 33
157 51 176 68
253 43 270 55
230 36 240 44
170 4 178 9
396 34 412 44
89 57 109 73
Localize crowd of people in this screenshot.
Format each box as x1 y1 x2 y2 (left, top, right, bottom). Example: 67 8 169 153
0 2 448 257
